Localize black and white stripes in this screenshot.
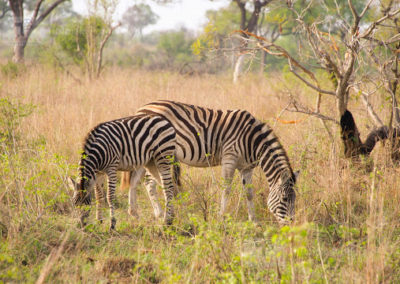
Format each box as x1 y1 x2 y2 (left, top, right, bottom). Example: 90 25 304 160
130 100 297 223
70 115 177 229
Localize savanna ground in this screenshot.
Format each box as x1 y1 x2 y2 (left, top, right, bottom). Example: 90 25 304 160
1 66 400 283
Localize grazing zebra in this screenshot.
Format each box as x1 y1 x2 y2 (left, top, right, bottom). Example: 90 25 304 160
123 100 298 224
69 114 177 230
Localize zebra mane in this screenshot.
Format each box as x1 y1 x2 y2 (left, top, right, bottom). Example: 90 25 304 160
255 121 295 181
79 123 105 191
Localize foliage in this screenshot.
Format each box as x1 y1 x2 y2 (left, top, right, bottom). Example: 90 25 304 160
122 3 158 37
205 3 241 36
191 23 218 58
0 61 26 78
0 97 75 281
0 67 400 282
51 16 107 67
157 30 195 67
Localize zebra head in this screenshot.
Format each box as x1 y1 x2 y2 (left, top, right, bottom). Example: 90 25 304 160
69 177 92 227
267 170 299 224
69 177 92 206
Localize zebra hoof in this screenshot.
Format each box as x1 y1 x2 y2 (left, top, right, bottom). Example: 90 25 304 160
110 218 116 231
164 217 173 226
79 217 87 228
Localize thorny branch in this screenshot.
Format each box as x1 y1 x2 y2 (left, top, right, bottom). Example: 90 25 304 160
230 1 400 159
286 93 339 125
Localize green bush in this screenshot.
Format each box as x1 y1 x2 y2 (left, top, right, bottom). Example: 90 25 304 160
0 61 25 78
51 16 107 67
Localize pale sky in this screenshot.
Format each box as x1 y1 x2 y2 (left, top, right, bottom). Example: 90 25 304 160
71 0 230 33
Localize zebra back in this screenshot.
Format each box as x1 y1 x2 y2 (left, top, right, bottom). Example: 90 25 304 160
136 100 297 222
76 115 176 203
137 101 256 164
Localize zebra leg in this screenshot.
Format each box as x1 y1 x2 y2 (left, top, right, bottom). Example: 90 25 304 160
144 162 164 220
94 173 107 223
127 167 146 218
144 173 163 219
77 178 96 228
106 169 118 230
240 169 256 222
172 158 182 196
219 158 237 219
148 160 175 225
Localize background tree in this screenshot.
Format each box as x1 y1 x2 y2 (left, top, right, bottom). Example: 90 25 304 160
157 29 195 69
0 0 10 19
51 0 120 79
231 0 273 82
122 3 158 39
7 0 68 63
241 0 400 160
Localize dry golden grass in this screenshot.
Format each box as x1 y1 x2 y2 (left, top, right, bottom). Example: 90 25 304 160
1 66 400 282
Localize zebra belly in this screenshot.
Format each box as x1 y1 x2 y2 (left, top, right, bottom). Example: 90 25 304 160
117 155 145 171
175 148 222 167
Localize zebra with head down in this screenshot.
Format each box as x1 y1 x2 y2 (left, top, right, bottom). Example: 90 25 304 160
69 114 177 230
122 100 298 224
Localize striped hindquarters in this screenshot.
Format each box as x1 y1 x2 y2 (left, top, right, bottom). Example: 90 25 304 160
137 100 255 166
78 115 176 198
135 100 297 222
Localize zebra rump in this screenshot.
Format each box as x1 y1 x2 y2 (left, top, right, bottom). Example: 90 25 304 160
72 114 177 229
122 100 298 224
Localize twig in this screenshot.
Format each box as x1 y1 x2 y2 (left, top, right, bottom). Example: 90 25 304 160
96 22 121 78
359 8 400 39
358 90 384 127
234 30 336 97
288 96 339 124
36 230 70 284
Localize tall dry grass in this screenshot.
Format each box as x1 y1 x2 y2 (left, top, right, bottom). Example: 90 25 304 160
1 66 400 282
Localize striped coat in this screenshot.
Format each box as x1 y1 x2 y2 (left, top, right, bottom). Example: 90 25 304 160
124 101 298 223
70 114 177 229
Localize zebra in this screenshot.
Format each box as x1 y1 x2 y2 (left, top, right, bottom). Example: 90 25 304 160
69 114 177 230
122 100 298 224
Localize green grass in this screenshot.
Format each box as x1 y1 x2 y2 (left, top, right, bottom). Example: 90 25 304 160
1 68 400 282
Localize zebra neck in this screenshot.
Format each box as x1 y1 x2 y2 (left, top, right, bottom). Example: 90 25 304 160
257 144 292 187
79 157 96 191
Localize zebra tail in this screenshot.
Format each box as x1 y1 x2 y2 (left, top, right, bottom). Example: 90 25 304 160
120 171 131 191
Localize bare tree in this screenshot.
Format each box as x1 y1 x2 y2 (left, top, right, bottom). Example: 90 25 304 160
232 0 273 83
122 3 158 39
240 0 400 160
8 0 68 63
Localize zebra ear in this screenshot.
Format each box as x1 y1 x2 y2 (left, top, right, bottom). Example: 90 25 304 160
294 170 300 181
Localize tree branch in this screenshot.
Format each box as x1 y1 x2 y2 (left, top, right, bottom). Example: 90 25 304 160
0 3 10 19
96 22 121 78
288 95 339 124
30 0 44 29
233 0 246 31
360 0 374 19
287 60 336 96
26 0 67 38
359 8 400 39
359 92 384 127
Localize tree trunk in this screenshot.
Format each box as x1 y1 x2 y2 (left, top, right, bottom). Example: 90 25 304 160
336 81 349 117
9 0 67 63
259 49 265 74
9 0 25 63
13 36 27 63
233 54 245 83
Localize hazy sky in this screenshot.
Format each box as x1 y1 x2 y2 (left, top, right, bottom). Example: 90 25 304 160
71 0 230 33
